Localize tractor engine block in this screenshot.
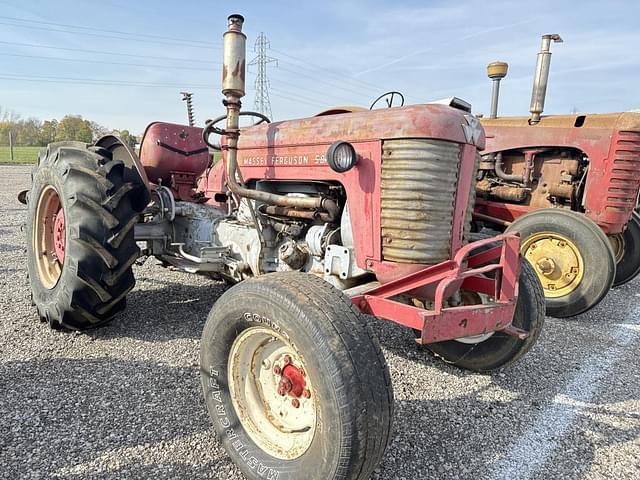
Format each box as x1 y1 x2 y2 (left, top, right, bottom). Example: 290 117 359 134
136 181 367 289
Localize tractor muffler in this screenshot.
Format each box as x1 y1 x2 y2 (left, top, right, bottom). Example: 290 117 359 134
221 15 337 217
529 33 563 125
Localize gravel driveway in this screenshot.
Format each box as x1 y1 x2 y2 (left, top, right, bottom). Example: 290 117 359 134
1 164 638 479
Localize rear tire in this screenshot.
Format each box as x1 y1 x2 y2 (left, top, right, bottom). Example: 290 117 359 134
505 209 616 318
26 142 148 329
200 272 393 480
610 212 640 287
427 259 545 371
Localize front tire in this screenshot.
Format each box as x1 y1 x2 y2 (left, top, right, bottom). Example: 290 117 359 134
200 272 393 480
427 259 545 371
610 212 640 287
26 142 148 329
505 209 616 318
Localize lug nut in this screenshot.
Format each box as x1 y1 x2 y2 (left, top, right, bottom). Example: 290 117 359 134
273 365 281 375
291 399 300 408
278 387 286 396
302 389 311 399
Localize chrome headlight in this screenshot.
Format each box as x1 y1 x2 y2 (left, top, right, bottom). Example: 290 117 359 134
327 141 358 173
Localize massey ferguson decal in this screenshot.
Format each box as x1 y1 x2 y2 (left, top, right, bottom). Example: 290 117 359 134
240 154 329 166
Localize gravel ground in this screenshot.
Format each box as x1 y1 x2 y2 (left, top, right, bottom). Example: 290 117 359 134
1 164 638 479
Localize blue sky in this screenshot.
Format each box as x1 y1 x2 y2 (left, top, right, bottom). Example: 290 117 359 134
1 0 639 134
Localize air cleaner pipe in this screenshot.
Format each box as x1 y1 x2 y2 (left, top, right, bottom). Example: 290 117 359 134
529 34 563 125
487 61 508 119
222 15 336 216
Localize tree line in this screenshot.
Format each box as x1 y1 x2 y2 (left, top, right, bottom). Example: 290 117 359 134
0 107 137 147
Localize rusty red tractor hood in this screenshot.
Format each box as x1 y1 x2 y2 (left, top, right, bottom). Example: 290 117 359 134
198 104 484 278
481 111 640 233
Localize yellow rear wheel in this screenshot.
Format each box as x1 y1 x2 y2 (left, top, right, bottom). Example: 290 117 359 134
521 232 584 298
505 209 615 318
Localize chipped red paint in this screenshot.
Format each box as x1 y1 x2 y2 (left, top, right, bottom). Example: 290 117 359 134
202 104 483 273
139 122 210 199
480 112 640 234
279 363 306 398
53 207 65 263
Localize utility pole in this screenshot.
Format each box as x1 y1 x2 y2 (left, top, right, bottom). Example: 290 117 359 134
248 32 277 119
8 130 14 162
181 91 195 126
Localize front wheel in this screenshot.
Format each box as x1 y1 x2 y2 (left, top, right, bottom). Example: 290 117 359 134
427 259 545 371
609 212 640 287
200 272 393 480
505 209 616 318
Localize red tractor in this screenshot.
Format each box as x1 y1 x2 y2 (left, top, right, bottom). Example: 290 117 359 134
476 34 640 318
23 15 544 480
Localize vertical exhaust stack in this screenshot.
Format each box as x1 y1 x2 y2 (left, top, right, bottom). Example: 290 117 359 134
220 14 331 213
487 61 509 119
222 14 247 165
529 33 563 125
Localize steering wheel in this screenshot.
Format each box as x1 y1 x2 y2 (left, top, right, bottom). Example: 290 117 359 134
369 91 405 110
202 111 271 149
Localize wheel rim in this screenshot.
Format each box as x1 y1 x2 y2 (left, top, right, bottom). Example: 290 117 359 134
228 326 316 460
33 185 65 289
521 232 584 298
454 291 495 344
608 234 625 264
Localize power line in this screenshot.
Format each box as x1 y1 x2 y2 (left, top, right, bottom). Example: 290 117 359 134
268 74 367 107
271 48 399 96
248 32 277 119
0 72 213 89
0 50 359 108
270 88 327 108
0 15 219 48
0 52 219 72
0 71 328 112
274 64 377 103
0 49 364 105
0 40 207 64
269 90 327 109
0 14 413 101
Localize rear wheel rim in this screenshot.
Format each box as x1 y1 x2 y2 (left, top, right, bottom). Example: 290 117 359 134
228 326 316 460
521 232 584 298
33 186 64 289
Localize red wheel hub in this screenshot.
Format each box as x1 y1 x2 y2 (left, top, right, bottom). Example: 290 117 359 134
277 363 307 398
53 207 65 263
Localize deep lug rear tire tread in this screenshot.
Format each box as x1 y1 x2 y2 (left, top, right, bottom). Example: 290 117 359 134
27 144 146 330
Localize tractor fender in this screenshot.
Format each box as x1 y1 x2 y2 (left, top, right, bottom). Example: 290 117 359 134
95 135 151 193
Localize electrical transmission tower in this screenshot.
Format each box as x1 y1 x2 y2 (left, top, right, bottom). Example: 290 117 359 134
248 32 277 119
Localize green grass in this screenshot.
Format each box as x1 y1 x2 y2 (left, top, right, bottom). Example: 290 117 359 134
0 146 41 164
0 147 222 165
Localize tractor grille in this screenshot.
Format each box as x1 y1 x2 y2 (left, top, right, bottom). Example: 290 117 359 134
605 130 640 219
381 139 462 264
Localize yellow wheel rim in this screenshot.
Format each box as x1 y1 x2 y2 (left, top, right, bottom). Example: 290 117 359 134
521 232 584 298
